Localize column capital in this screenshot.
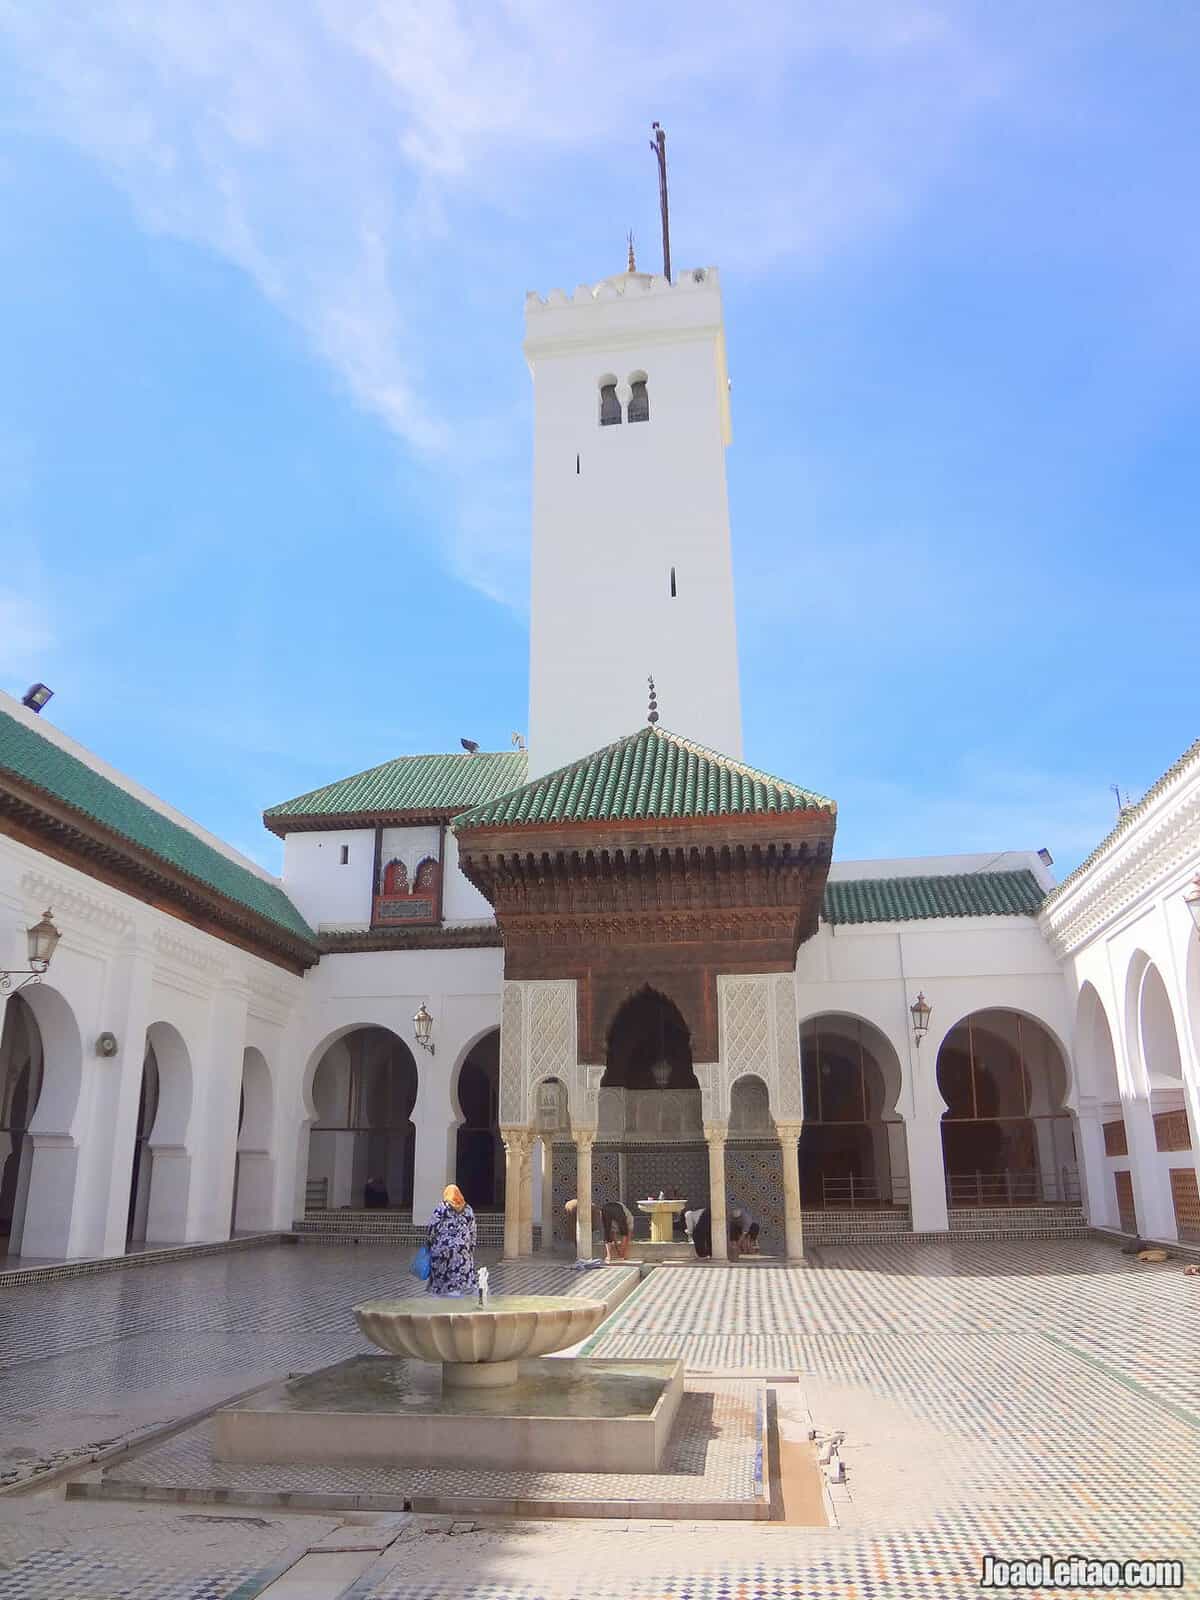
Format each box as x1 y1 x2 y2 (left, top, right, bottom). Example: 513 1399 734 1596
703 1123 728 1146
500 1126 533 1154
572 1128 597 1152
776 1121 803 1144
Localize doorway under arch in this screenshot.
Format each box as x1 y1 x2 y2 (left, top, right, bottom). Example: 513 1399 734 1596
937 1009 1075 1206
455 1029 503 1212
306 1027 418 1211
0 994 44 1254
798 1015 903 1208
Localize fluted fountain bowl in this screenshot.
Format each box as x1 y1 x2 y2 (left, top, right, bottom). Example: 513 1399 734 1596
353 1295 608 1388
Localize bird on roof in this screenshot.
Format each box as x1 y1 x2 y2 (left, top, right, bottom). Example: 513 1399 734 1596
461 738 479 754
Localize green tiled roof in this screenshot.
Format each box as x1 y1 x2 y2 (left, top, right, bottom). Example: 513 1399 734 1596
265 750 529 832
0 709 316 947
452 726 835 830
823 869 1044 925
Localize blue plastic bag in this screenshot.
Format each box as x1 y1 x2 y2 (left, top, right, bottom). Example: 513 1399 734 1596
409 1244 431 1281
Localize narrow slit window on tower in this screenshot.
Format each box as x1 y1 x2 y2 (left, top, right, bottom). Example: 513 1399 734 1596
599 382 621 426
628 377 650 423
576 453 580 474
669 566 677 597
339 845 350 865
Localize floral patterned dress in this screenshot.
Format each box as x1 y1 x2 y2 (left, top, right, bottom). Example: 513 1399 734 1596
426 1200 477 1296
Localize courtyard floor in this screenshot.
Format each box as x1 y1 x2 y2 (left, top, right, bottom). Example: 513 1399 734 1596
0 1238 1197 1597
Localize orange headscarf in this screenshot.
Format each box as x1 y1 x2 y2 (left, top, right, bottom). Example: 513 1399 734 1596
443 1184 466 1211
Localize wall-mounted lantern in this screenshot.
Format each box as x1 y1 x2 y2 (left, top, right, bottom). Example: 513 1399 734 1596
96 1032 119 1058
413 1001 435 1055
1185 876 1200 936
1 909 61 993
910 991 932 1047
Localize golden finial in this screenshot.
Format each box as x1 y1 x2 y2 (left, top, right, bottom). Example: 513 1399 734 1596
627 230 636 273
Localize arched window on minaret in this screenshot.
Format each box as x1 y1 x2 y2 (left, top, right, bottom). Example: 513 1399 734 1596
627 373 650 423
599 376 621 426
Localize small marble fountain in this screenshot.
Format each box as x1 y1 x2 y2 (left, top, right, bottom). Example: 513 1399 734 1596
214 1268 682 1472
635 1192 693 1261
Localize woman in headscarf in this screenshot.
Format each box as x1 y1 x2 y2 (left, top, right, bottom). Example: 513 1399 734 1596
427 1184 477 1296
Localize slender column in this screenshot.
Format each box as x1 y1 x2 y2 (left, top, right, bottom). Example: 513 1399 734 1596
1123 1098 1176 1240
574 1130 595 1261
519 1132 534 1256
1072 1107 1113 1227
904 1115 949 1233
501 1128 526 1260
705 1124 728 1261
540 1139 556 1251
777 1121 804 1261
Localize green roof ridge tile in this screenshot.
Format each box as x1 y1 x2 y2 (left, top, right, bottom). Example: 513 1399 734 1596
0 710 315 947
265 748 529 824
822 869 1044 926
452 724 835 831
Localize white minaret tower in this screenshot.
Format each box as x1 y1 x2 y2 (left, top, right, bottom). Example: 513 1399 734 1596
524 242 743 779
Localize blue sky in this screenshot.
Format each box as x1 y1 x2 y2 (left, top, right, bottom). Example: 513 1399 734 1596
1 2 1197 876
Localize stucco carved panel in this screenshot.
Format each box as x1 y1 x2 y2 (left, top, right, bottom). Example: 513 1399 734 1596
498 978 580 1128
499 981 525 1125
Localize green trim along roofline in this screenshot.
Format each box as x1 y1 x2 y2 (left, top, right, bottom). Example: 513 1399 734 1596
823 869 1044 925
451 725 836 830
264 749 528 834
0 708 316 949
1040 736 1200 910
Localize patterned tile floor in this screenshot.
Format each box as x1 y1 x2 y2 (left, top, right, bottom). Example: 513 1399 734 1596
93 1380 764 1513
1 1239 1198 1597
0 1250 633 1489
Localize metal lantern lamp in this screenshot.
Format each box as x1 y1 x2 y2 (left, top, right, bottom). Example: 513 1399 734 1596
910 991 932 1047
2 908 61 992
413 1002 435 1055
1186 876 1200 935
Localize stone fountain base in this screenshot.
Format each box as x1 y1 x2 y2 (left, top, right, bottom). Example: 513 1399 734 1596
213 1355 684 1474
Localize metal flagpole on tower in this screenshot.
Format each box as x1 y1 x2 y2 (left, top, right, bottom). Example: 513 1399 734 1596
650 122 671 283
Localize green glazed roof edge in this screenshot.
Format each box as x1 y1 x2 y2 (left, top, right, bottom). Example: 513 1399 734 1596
823 869 1045 925
0 710 316 947
451 725 836 830
265 749 529 821
1041 736 1200 910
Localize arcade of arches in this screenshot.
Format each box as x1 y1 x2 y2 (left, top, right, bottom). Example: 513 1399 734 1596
306 1028 418 1213
936 1010 1076 1206
455 1029 504 1212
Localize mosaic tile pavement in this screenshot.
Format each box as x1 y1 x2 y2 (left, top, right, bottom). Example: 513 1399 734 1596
355 1240 1200 1598
0 1498 343 1599
0 1250 635 1488
2 1238 1199 1597
91 1381 764 1515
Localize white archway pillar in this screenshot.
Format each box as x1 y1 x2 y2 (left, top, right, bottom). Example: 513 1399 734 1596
412 1059 458 1224
185 981 250 1244
903 1113 949 1233
519 1137 534 1256
1123 1097 1176 1239
81 938 154 1259
777 1121 804 1260
501 1127 528 1259
705 1124 728 1260
573 1129 594 1261
1072 1105 1114 1227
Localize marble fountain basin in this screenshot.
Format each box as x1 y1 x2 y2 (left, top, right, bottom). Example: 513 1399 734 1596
353 1294 607 1388
214 1294 685 1473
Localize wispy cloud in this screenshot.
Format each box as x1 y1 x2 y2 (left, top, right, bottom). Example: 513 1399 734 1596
836 757 1119 871
0 3 1081 605
0 586 54 679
